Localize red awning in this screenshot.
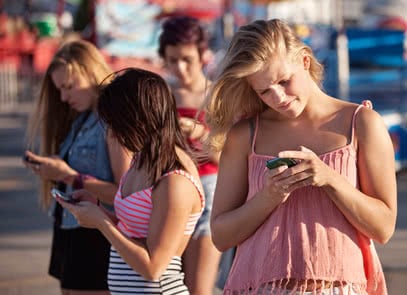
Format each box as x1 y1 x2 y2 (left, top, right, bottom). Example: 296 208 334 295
151 0 223 20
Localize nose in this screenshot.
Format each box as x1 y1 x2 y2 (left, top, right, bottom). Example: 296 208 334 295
270 85 286 103
173 61 187 76
60 89 69 102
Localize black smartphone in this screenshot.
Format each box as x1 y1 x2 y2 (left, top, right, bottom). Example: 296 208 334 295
23 155 41 165
266 157 298 170
51 188 76 203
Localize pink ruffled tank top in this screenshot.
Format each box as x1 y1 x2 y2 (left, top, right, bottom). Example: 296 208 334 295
223 104 387 294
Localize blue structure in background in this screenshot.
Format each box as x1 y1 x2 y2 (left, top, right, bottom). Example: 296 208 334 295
304 25 407 171
346 27 407 171
347 28 405 68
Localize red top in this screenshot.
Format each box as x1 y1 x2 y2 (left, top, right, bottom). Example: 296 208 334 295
177 107 218 176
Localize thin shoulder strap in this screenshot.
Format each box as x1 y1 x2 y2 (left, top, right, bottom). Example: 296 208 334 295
350 104 366 145
161 170 205 211
250 116 260 153
160 170 204 202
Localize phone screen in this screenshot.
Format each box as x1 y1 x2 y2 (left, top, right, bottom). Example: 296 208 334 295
51 188 74 203
266 157 298 170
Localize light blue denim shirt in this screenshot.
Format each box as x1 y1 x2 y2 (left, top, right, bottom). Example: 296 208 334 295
51 111 114 229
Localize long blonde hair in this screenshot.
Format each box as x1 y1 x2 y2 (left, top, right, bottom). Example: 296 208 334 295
26 40 112 209
205 19 324 151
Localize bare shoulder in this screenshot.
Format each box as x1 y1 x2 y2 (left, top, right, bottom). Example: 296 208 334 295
333 99 382 127
349 103 391 151
224 118 252 151
353 103 386 133
154 148 202 198
155 164 203 212
175 147 201 180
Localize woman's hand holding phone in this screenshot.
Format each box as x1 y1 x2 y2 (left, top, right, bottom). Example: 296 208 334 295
263 152 307 203
23 151 42 173
51 188 77 203
277 146 333 190
23 154 41 165
56 190 107 230
23 150 78 182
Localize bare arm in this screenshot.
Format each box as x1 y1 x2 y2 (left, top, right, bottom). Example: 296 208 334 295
80 131 132 204
60 173 200 280
104 174 199 280
210 120 289 251
25 131 132 205
327 108 397 243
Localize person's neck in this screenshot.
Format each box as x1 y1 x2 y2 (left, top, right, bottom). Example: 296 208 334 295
180 74 208 93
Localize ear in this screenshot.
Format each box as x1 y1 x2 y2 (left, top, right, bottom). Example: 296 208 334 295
302 54 311 71
201 49 213 66
159 58 169 70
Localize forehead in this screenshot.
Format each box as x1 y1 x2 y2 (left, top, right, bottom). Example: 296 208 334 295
51 64 87 88
164 43 200 58
246 56 293 89
51 65 70 88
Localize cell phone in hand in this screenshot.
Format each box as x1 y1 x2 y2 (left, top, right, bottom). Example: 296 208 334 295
266 157 298 170
23 155 41 165
51 188 76 203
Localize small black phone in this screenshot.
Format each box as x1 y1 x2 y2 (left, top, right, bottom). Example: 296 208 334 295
51 188 76 203
23 155 41 165
266 157 298 170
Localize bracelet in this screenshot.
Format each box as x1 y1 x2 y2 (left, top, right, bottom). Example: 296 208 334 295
72 174 83 189
72 173 95 190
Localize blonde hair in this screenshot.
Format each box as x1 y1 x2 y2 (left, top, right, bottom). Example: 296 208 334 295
205 19 323 151
26 40 112 209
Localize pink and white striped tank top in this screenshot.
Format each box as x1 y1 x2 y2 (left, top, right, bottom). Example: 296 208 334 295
114 168 204 239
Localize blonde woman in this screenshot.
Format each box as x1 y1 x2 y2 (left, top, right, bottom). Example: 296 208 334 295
206 19 396 294
24 40 131 295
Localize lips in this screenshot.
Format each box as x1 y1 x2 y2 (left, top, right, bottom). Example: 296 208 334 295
277 101 291 111
69 103 80 111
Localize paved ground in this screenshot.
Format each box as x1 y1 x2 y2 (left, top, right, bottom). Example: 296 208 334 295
0 105 406 294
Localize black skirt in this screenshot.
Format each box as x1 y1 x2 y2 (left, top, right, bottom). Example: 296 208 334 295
48 222 111 290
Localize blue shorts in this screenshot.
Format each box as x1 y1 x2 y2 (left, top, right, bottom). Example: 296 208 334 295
193 173 217 238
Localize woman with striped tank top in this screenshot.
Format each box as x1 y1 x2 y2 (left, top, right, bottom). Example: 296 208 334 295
58 68 205 294
204 19 397 294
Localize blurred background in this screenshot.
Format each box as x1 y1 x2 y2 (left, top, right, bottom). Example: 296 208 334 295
0 0 406 294
0 0 406 169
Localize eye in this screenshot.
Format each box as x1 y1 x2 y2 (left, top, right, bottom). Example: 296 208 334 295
167 58 178 64
183 57 193 64
260 89 270 95
279 80 289 86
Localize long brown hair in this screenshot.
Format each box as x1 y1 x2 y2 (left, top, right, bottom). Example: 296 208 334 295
26 40 112 209
98 68 193 185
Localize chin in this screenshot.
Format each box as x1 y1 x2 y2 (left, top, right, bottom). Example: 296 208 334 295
72 105 87 113
178 77 191 86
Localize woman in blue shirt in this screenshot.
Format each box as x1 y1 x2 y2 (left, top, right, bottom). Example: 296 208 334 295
24 40 131 295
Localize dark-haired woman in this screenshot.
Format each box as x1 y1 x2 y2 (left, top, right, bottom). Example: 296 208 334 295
59 68 205 295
